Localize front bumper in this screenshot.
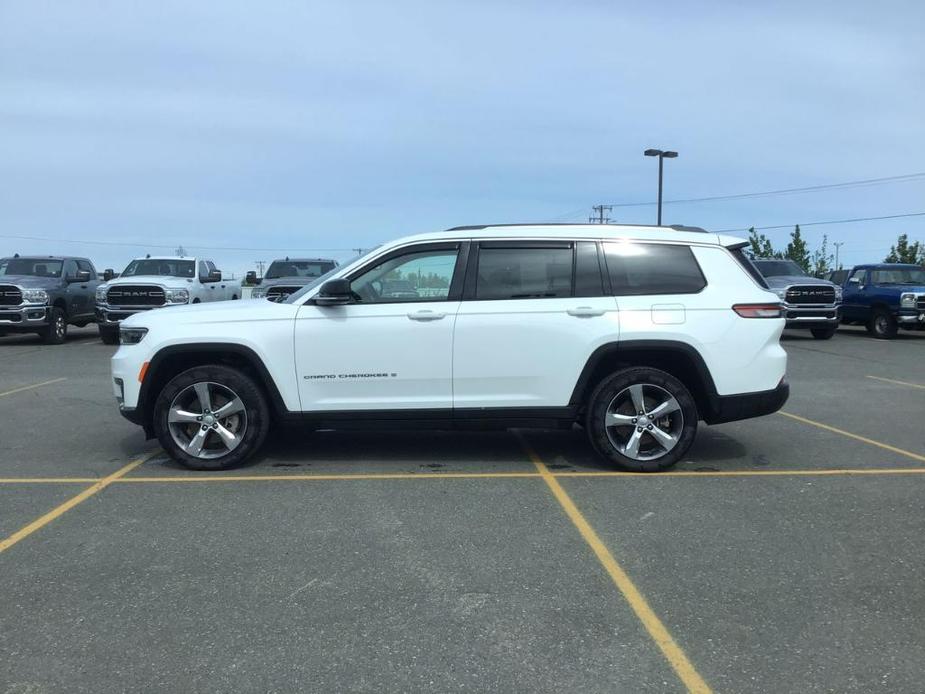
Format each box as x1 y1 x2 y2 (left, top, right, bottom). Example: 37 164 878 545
96 304 160 326
782 303 840 330
897 310 925 325
0 304 51 330
704 380 790 425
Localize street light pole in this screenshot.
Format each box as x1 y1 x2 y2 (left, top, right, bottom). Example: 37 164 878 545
644 149 678 226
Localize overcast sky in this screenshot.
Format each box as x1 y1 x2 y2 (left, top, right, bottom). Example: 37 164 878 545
1 0 923 276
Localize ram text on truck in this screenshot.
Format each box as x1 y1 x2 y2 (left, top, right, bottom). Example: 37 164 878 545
0 255 99 344
95 256 241 344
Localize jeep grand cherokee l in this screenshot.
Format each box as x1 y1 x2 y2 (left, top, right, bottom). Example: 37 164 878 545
111 224 789 472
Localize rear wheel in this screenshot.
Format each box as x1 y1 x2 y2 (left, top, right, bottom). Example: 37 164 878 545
40 308 67 344
152 365 270 470
586 367 698 472
867 310 897 339
811 327 837 340
99 325 120 345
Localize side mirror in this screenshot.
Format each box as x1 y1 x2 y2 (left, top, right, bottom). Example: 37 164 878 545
315 278 354 306
847 277 859 285
245 271 257 285
103 269 114 281
204 270 222 283
70 270 91 283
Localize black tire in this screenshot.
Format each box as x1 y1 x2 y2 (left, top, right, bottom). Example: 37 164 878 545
99 325 120 345
231 294 239 300
585 367 698 472
152 364 270 471
40 308 68 344
867 309 897 339
811 327 837 340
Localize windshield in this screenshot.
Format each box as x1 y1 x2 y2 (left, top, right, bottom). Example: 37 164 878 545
121 259 196 278
753 260 807 278
0 257 64 278
283 248 381 304
265 260 336 279
870 268 925 285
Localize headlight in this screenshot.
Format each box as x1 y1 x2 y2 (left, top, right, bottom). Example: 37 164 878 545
164 288 189 304
21 288 48 304
119 327 148 345
834 286 843 302
773 288 788 301
901 293 915 308
96 286 108 303
251 286 268 298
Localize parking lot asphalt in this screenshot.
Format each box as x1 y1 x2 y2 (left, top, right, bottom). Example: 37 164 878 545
1 324 924 692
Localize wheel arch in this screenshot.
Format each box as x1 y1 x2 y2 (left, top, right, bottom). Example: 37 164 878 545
138 343 288 432
570 341 720 421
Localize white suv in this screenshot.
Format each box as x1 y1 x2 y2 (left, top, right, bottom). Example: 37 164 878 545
111 224 788 472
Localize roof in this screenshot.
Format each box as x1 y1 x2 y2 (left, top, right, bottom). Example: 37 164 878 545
853 263 923 269
134 256 197 261
381 223 742 249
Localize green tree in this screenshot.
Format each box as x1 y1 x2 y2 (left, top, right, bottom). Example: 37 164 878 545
811 234 834 277
746 227 778 258
884 234 925 264
784 225 811 273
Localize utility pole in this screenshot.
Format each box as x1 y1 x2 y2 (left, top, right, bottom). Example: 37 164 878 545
589 205 613 224
254 260 266 279
643 149 678 226
834 242 845 270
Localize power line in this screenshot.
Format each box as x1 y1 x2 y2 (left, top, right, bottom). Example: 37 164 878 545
589 172 925 209
589 204 612 224
0 233 355 253
715 211 925 234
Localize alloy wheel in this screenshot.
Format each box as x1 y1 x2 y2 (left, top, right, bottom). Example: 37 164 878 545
167 381 247 459
604 383 684 461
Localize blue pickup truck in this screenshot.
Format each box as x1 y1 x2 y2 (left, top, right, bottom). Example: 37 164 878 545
839 263 925 338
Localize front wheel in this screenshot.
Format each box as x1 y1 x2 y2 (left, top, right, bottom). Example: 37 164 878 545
585 367 698 472
867 310 897 339
811 327 837 340
40 308 67 344
152 365 270 470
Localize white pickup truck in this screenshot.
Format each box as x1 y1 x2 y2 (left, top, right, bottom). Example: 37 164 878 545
95 256 241 344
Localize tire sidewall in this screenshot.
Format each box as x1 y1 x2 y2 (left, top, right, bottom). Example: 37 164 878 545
43 308 67 344
153 365 270 470
586 367 698 472
870 310 897 339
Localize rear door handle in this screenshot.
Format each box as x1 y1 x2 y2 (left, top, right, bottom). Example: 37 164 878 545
567 306 606 317
407 310 446 321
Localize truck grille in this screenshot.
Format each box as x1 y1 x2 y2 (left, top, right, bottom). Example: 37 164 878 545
107 285 165 306
0 285 22 306
917 296 925 311
785 285 836 305
266 285 300 302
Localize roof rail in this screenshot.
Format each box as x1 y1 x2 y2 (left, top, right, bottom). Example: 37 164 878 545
446 222 710 232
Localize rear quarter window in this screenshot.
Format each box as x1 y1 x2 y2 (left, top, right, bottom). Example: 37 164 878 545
603 243 706 296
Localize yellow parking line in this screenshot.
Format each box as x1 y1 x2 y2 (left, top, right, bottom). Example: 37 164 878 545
779 411 925 463
0 377 67 398
0 450 159 556
866 375 925 390
518 433 712 694
116 471 541 482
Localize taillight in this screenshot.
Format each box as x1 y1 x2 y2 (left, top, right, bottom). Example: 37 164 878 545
732 303 782 318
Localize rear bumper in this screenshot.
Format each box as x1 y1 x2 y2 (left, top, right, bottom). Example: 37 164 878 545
704 380 790 425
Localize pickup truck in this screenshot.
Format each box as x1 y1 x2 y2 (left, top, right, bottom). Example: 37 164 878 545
751 258 841 339
251 257 338 302
0 254 100 344
95 256 241 344
839 263 925 338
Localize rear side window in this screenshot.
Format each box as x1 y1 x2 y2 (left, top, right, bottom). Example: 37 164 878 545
476 246 573 300
603 243 706 296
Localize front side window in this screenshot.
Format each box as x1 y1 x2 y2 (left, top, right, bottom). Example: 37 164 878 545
122 259 195 278
0 258 64 278
847 268 867 285
603 243 706 296
351 249 458 303
476 246 573 300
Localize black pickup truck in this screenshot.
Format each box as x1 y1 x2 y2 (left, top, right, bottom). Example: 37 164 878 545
0 255 100 344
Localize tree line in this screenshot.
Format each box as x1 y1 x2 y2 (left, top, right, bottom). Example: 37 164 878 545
746 227 925 275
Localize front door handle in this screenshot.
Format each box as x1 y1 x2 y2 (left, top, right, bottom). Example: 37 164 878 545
567 306 606 317
407 310 446 321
